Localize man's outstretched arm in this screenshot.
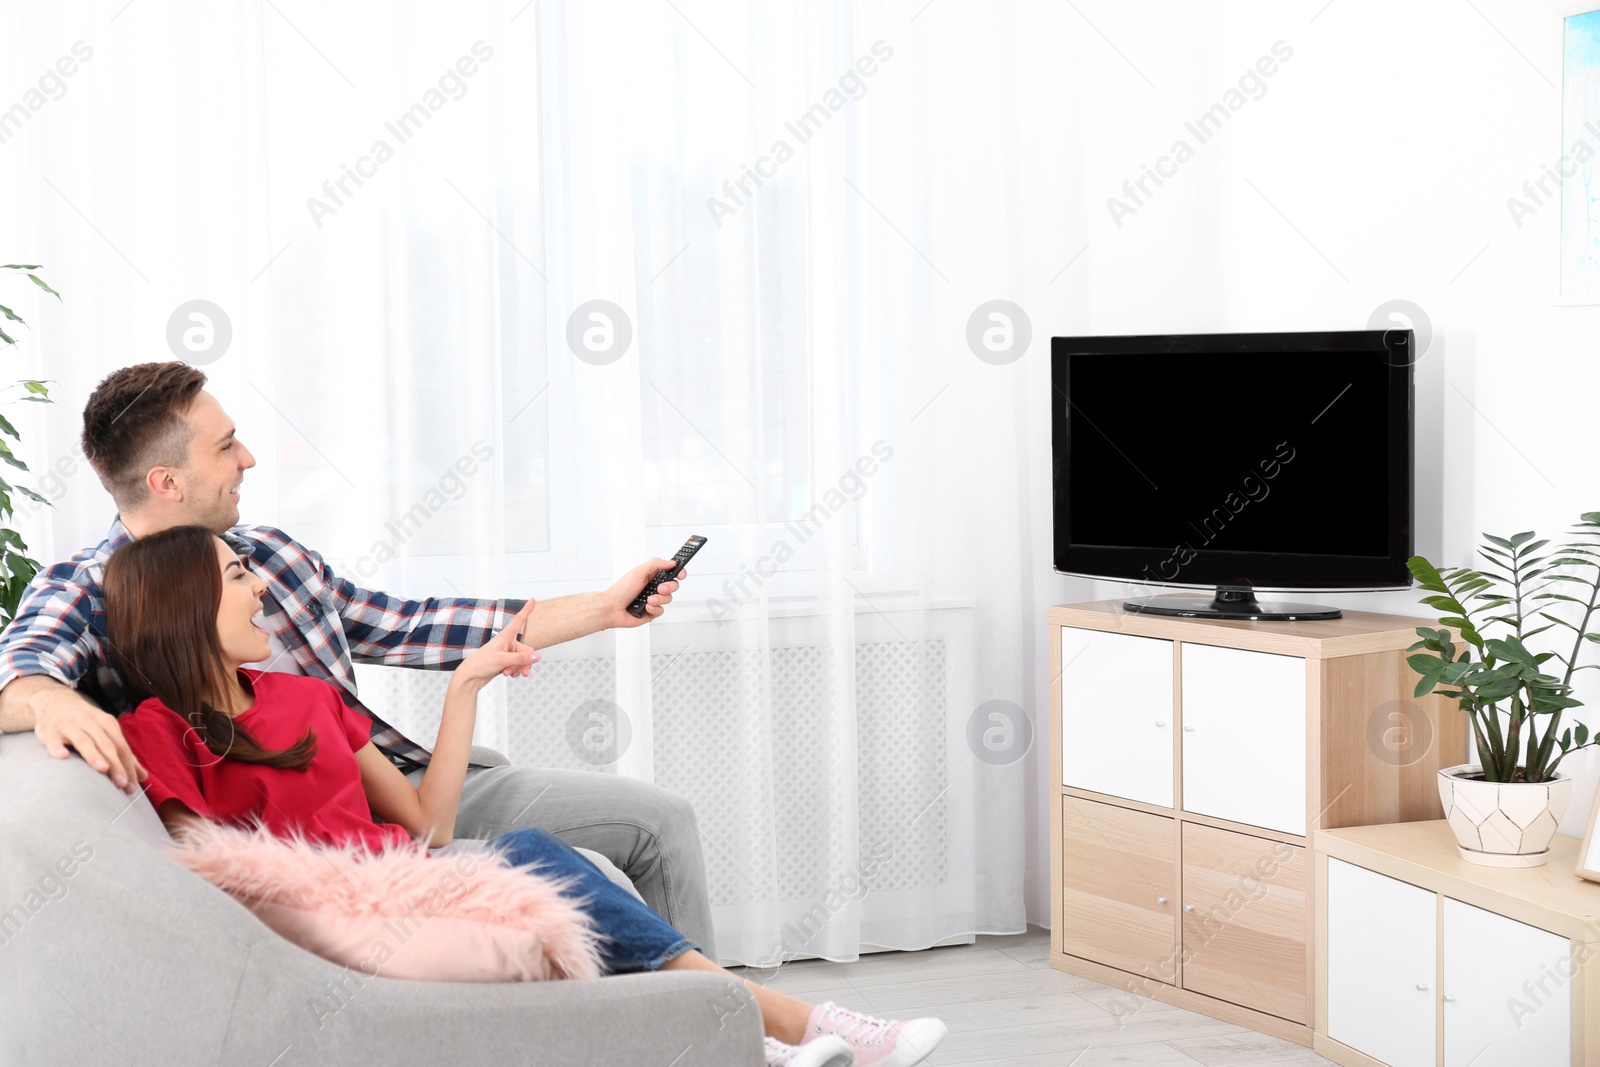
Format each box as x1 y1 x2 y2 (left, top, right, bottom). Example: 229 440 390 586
516 591 610 649
521 558 691 648
280 521 692 665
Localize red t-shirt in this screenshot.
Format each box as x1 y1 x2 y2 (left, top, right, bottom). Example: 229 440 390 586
119 669 414 854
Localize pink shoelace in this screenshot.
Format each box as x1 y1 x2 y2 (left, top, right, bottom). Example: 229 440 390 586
815 1003 900 1047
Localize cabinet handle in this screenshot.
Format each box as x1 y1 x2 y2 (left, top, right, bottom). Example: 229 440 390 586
1155 720 1167 728
1416 983 1429 992
1156 896 1167 905
1183 904 1195 912
1443 994 1456 1003
1183 725 1195 733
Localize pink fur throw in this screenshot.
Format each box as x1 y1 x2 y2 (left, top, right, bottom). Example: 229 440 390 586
166 821 604 982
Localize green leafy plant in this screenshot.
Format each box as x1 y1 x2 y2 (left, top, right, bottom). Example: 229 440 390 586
0 263 57 627
1407 514 1600 783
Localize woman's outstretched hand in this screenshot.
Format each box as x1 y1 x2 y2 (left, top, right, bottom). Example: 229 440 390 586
455 599 540 689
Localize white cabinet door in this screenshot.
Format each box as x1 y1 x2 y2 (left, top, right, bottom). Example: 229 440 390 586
1443 897 1570 1067
1327 859 1437 1067
1060 628 1173 807
1181 643 1306 835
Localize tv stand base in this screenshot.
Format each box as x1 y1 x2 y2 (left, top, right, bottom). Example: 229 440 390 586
1123 586 1342 621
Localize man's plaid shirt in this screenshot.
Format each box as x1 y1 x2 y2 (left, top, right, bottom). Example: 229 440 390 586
0 519 524 771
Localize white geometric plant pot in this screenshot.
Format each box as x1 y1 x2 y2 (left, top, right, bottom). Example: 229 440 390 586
1437 764 1572 868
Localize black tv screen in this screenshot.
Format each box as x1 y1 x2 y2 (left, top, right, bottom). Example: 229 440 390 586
1051 330 1413 593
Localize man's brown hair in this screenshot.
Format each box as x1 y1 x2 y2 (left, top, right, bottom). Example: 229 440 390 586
81 362 208 509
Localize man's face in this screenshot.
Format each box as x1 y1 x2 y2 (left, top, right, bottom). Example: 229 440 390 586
171 390 256 532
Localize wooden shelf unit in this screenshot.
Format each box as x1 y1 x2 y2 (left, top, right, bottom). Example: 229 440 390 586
1048 599 1464 1046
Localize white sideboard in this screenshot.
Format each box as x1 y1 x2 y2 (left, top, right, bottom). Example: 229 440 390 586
1316 822 1600 1067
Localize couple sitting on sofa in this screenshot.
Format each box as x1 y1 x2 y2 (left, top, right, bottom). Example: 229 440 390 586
0 362 946 1067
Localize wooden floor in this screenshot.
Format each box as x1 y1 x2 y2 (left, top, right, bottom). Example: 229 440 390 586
736 927 1337 1066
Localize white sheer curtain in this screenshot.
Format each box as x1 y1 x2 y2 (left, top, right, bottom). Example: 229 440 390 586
1 0 1078 963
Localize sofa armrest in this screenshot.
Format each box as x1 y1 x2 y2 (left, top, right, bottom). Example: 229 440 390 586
467 744 511 768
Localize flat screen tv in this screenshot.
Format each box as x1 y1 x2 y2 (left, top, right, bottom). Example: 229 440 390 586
1051 329 1414 621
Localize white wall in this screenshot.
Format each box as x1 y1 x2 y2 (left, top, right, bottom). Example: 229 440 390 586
0 0 1590 934
1025 0 1600 925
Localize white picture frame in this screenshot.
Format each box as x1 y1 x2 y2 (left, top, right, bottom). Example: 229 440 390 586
1559 6 1600 304
1578 786 1600 883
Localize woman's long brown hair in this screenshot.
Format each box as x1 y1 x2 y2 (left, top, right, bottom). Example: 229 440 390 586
103 525 317 769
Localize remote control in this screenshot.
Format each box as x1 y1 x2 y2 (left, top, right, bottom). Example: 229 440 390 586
626 535 707 618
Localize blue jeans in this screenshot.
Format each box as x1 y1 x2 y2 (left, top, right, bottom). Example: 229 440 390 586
406 762 718 959
487 827 699 973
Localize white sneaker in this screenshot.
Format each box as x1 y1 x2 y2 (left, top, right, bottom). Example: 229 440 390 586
764 1034 854 1067
804 1002 948 1067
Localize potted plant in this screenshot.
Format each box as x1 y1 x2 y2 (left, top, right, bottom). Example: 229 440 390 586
1407 515 1600 866
0 263 56 627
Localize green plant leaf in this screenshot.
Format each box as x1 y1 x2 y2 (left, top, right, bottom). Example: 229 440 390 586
23 381 48 396
1486 636 1538 667
1412 664 1448 698
1407 556 1452 592
25 274 60 300
1534 593 1588 605
1476 678 1525 702
1475 663 1524 681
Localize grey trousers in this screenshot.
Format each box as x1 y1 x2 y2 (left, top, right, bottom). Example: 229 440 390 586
406 763 716 959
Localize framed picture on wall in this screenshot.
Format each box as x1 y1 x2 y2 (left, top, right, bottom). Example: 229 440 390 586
1560 7 1600 303
1579 785 1600 883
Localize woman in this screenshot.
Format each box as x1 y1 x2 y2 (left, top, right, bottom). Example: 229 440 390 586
105 525 945 1067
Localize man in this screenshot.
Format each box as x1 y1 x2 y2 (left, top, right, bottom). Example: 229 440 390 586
0 361 716 953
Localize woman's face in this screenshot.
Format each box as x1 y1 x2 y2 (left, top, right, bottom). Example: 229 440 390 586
213 536 270 665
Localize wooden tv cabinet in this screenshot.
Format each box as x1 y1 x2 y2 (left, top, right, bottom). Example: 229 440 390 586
1047 599 1464 1045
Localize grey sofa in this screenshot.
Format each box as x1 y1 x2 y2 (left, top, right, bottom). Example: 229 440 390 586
0 731 763 1066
